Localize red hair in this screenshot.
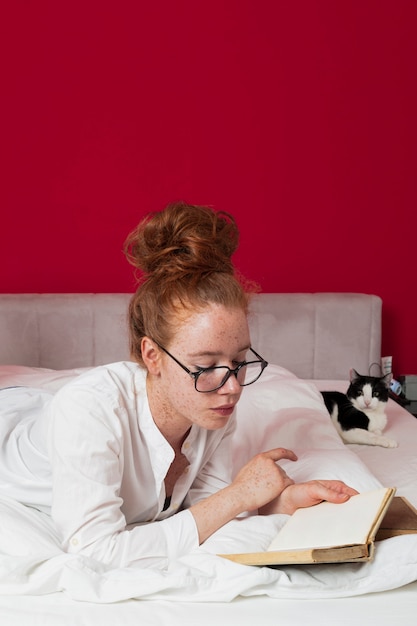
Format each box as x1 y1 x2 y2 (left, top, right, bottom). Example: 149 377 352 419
124 201 256 365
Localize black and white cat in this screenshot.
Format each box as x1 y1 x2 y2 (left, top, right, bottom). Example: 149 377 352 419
321 369 398 448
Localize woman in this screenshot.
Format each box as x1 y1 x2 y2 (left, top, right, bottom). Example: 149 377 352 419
1 202 356 568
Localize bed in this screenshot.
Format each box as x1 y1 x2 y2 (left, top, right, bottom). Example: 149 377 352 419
0 292 416 625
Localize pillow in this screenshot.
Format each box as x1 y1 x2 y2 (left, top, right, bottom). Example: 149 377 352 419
0 365 90 393
232 364 382 492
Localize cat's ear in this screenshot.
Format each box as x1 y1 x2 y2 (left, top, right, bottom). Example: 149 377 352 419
349 368 360 382
382 372 393 386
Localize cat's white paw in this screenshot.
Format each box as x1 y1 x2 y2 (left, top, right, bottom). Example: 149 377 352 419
340 427 398 447
377 436 398 448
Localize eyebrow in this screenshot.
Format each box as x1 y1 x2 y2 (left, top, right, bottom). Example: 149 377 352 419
188 345 251 359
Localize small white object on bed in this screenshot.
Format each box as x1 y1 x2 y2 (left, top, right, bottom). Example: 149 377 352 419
0 292 416 626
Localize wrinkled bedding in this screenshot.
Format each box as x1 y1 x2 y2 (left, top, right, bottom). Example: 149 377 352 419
0 364 416 602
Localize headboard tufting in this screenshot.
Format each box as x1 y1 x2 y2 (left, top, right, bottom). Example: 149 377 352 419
0 292 382 379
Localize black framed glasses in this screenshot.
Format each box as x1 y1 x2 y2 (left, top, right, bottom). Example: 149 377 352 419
155 342 268 393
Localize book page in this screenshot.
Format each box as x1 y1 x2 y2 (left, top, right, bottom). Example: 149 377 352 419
267 488 393 552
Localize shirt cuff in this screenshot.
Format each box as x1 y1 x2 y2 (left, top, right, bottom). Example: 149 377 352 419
160 509 199 560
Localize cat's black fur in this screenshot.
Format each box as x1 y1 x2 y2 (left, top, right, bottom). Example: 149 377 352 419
321 369 397 448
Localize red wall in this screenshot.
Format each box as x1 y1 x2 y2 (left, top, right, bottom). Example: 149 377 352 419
1 1 416 377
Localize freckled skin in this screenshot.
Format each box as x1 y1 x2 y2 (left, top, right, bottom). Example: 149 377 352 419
146 303 249 444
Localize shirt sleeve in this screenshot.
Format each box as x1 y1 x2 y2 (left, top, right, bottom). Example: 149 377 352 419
48 378 199 569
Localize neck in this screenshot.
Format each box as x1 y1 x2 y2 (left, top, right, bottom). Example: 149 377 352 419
146 375 191 450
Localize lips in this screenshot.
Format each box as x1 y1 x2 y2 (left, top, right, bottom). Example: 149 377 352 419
212 404 236 417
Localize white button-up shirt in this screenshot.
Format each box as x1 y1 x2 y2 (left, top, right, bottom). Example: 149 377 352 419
47 362 235 568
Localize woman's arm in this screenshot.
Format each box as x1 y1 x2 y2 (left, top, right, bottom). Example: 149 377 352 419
48 374 199 568
189 448 297 544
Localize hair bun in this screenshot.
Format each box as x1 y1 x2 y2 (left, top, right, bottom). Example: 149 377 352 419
124 202 239 280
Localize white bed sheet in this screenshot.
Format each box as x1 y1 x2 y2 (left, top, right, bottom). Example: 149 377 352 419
0 365 417 624
0 584 417 626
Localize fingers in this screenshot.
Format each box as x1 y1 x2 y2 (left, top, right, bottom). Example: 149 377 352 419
261 448 298 463
268 479 359 515
316 480 359 498
233 447 297 511
309 480 358 504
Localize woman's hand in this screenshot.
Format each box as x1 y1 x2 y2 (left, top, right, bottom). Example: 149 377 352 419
231 448 297 511
190 448 298 544
259 480 359 516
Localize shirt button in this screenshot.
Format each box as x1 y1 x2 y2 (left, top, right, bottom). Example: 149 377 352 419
183 466 189 474
183 442 190 450
71 537 79 547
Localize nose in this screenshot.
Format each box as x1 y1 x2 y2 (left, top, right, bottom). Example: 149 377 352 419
218 371 241 394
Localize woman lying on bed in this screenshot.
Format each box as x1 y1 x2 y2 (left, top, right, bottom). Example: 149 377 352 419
0 202 356 568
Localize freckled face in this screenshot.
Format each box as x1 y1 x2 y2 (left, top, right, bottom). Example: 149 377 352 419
148 303 250 434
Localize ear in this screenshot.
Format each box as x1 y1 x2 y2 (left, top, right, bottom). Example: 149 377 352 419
141 337 162 375
349 368 360 382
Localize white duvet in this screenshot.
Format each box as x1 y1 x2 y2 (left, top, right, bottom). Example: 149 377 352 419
0 364 416 602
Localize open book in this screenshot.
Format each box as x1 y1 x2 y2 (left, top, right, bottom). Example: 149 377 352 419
220 487 400 566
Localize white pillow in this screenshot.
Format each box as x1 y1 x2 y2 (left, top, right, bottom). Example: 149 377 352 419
232 364 382 492
0 365 89 393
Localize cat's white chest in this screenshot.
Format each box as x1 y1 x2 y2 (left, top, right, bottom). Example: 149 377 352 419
360 405 388 434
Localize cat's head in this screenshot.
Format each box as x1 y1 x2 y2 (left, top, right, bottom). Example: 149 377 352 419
347 368 391 412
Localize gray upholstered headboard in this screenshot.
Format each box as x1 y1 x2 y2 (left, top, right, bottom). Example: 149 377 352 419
0 292 382 380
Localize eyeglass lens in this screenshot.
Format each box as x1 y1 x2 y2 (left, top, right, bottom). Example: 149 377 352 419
195 361 263 392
